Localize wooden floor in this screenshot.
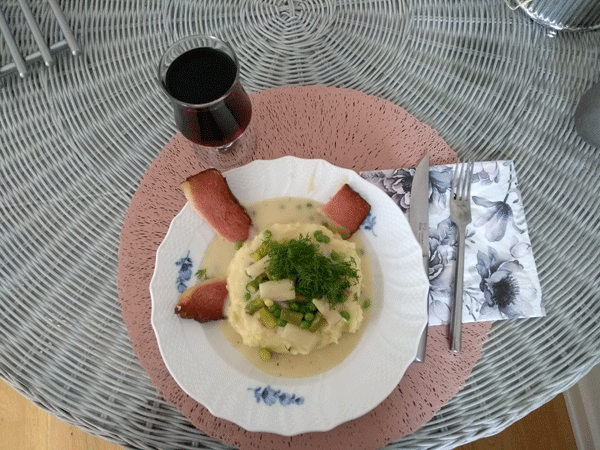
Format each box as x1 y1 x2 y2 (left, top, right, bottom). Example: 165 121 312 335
0 378 578 450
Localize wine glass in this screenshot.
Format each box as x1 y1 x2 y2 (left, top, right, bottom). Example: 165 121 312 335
158 35 253 169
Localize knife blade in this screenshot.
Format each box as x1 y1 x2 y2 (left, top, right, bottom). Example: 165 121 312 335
409 153 430 363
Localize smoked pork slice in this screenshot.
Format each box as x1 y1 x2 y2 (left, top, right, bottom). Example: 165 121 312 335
181 169 251 242
320 184 371 239
175 279 227 322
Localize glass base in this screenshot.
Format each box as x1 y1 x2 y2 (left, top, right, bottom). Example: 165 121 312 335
190 127 255 170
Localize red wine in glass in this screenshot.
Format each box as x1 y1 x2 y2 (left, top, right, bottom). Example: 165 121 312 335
164 47 252 147
159 36 253 164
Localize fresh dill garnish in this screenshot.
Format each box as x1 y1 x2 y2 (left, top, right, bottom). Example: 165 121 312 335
195 269 208 281
266 235 358 306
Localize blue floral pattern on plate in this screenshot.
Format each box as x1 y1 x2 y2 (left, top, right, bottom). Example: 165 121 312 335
361 160 545 325
362 212 377 236
175 252 193 293
249 386 304 406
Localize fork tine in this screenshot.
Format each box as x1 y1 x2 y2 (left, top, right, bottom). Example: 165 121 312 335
465 161 474 199
452 161 462 196
459 161 472 199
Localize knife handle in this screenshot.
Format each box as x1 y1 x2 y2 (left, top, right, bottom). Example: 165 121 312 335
415 262 429 363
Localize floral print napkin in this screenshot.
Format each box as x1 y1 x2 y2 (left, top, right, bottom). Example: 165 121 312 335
361 161 545 325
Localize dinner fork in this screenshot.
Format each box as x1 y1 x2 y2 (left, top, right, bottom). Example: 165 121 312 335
449 161 473 353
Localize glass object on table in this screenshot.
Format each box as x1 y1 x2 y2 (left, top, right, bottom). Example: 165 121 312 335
158 35 253 169
504 0 600 31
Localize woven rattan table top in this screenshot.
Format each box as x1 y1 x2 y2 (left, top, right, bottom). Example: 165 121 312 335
1 1 599 449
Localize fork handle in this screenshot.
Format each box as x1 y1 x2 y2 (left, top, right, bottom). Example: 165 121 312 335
450 226 466 353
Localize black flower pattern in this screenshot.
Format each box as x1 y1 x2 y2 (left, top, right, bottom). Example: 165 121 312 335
428 165 453 214
475 247 536 319
427 219 456 323
361 169 412 213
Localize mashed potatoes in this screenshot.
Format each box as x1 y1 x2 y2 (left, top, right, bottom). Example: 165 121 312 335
226 223 364 355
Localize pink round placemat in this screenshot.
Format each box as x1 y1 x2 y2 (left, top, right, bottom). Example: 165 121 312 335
117 86 492 450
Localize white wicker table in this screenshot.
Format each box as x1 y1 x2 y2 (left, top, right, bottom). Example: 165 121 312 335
1 1 599 449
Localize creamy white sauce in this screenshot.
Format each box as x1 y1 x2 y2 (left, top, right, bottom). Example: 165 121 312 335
200 197 373 378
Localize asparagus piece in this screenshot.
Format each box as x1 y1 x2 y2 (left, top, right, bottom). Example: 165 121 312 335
245 297 265 315
257 307 277 328
246 272 268 294
280 308 304 327
250 241 271 261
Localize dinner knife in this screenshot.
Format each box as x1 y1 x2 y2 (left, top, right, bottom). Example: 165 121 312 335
409 153 430 363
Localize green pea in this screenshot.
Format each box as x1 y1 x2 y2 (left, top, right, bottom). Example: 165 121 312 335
258 348 272 362
318 234 330 243
269 303 281 318
297 302 309 313
313 230 330 243
300 320 310 329
289 302 300 311
304 312 315 322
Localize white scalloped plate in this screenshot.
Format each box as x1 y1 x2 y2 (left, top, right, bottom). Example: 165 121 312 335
150 156 428 436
